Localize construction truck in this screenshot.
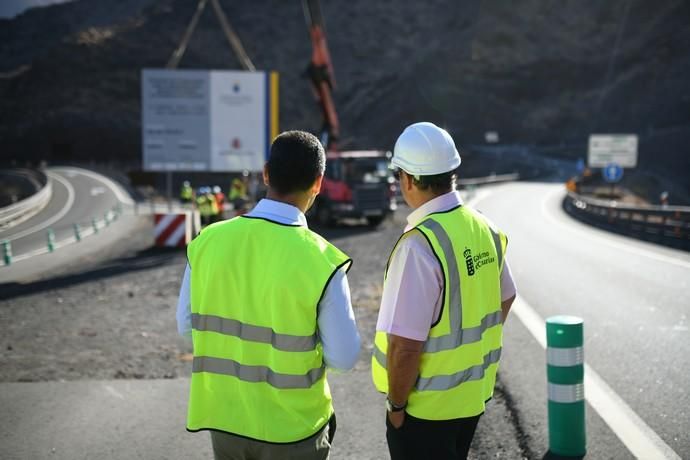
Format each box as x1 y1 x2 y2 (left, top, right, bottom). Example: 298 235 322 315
302 0 397 226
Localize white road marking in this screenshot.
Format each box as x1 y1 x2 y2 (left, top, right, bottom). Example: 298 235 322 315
52 166 134 205
90 186 106 196
5 172 75 242
541 186 690 270
470 185 681 459
103 384 125 400
512 296 681 460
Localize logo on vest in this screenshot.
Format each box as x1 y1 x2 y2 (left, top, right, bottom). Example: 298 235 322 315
464 248 475 276
464 247 495 276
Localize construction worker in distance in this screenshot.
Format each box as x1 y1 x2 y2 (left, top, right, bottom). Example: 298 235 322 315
196 187 211 228
212 186 226 220
180 180 194 203
229 176 248 211
176 130 360 459
206 188 220 224
371 122 517 460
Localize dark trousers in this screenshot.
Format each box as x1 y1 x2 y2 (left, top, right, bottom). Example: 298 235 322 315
386 412 481 460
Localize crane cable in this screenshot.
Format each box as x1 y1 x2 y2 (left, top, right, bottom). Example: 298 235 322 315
166 0 255 72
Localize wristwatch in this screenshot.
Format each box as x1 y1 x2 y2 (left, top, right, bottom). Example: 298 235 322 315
386 396 407 413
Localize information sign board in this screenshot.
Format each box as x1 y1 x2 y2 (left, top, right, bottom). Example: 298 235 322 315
587 134 638 168
142 69 279 172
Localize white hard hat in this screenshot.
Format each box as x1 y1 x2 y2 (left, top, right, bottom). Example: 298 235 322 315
392 122 461 176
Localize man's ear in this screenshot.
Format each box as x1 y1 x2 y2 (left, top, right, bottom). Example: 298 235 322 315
262 164 270 186
312 174 324 195
402 171 413 192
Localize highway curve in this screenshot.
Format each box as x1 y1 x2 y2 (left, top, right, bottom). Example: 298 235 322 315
472 181 689 458
0 166 136 280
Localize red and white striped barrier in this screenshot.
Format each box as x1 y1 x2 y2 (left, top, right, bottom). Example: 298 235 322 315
154 212 193 248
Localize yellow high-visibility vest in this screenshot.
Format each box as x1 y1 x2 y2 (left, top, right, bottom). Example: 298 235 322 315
187 215 351 442
372 205 507 420
180 185 193 200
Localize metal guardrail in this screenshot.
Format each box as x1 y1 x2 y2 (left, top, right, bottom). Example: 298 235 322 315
458 173 520 186
563 191 690 250
0 200 196 267
0 171 52 229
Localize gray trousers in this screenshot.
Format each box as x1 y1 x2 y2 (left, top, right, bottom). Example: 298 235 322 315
209 421 333 460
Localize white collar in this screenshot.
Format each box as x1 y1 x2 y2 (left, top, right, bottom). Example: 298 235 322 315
405 190 464 231
246 199 308 227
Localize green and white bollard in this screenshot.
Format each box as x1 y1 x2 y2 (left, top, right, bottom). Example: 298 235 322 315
73 223 82 242
546 315 586 457
92 217 99 234
2 240 11 265
47 229 56 252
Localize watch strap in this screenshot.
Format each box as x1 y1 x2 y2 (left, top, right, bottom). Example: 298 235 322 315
386 397 407 412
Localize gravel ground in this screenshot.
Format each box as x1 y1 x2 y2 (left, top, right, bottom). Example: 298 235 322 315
0 208 527 458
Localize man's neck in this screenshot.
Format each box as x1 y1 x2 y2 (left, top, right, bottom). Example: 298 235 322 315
409 190 451 210
265 190 308 213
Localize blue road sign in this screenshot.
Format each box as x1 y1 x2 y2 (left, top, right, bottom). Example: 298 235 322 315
602 163 623 183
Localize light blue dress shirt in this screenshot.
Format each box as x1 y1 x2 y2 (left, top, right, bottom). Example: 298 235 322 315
176 198 361 372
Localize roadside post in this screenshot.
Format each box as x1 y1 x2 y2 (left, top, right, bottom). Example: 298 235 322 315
546 315 586 457
2 240 11 265
73 223 82 242
92 217 99 234
47 229 55 252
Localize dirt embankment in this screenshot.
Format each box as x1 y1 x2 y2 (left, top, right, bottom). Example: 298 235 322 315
1 0 689 190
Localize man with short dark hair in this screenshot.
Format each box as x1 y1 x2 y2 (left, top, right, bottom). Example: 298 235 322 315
177 130 361 460
372 122 516 460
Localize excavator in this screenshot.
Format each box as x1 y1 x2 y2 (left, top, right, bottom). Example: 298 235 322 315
302 0 397 226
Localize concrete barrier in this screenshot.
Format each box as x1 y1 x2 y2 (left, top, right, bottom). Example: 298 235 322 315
0 170 52 228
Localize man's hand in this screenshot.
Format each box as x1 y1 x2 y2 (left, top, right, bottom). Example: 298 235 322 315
387 409 405 429
386 334 423 430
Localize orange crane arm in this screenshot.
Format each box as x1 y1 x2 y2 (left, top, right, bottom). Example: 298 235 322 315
302 0 340 151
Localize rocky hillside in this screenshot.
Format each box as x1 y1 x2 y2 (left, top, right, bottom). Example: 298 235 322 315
1 0 689 188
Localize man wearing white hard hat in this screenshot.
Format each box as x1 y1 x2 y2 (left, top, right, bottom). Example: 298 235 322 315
371 122 517 460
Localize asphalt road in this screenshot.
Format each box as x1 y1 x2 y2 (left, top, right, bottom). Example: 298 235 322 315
472 182 689 458
1 178 688 458
0 191 524 460
0 166 133 260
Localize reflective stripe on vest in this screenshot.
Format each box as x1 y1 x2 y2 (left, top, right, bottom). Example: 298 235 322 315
191 313 318 352
416 348 501 391
192 356 325 389
372 346 501 391
421 219 462 330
